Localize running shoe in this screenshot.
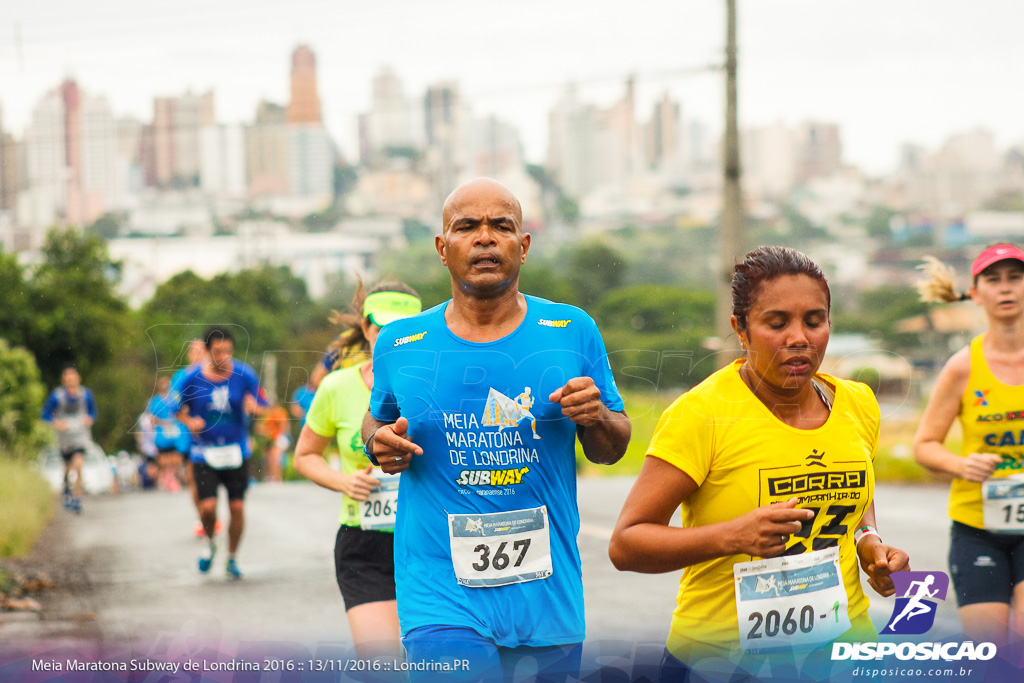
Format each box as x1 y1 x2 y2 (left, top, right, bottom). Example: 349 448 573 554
225 558 242 579
198 542 217 573
69 497 82 515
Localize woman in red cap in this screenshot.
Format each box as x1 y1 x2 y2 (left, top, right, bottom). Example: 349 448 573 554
914 243 1024 647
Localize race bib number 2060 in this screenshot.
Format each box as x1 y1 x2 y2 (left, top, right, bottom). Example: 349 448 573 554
733 546 850 654
448 506 552 588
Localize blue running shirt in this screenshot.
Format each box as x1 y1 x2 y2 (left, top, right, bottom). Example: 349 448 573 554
370 295 624 647
172 361 264 462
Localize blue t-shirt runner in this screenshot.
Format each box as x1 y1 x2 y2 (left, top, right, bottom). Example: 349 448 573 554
173 360 264 463
370 295 624 648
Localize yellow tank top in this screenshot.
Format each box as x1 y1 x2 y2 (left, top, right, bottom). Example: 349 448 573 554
949 334 1024 528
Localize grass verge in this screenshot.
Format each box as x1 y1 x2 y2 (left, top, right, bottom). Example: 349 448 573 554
0 459 55 557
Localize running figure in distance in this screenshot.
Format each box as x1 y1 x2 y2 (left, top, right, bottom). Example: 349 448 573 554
175 326 266 579
41 364 97 514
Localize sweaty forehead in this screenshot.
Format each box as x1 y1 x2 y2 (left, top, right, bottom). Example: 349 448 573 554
443 184 521 230
751 274 829 311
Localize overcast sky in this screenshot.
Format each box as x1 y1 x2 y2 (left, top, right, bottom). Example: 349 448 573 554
2 0 1022 174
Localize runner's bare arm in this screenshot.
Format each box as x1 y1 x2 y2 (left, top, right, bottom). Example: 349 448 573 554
855 502 910 597
610 456 813 573
293 425 380 499
176 406 204 433
914 348 1001 481
361 412 422 474
549 377 631 465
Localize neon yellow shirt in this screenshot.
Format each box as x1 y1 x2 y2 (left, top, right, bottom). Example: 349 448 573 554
305 364 376 528
648 360 878 657
949 334 1024 529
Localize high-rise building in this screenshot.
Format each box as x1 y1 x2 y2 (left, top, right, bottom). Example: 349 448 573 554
0 103 17 212
423 81 468 205
744 122 797 199
796 122 842 182
246 100 290 197
113 117 145 211
645 93 680 171
468 115 523 179
153 90 215 186
546 79 642 200
282 45 333 208
359 67 419 168
286 45 322 125
200 123 246 198
21 88 67 228
78 94 118 220
547 86 598 200
288 124 333 202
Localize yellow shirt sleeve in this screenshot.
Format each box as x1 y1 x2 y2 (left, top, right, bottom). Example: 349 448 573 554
646 392 715 487
838 378 880 462
304 378 337 439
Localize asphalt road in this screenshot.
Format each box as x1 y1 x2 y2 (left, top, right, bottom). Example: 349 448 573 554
0 479 958 661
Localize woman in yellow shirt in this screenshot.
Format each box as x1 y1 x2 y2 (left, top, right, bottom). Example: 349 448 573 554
610 246 909 675
294 281 421 658
913 244 1024 648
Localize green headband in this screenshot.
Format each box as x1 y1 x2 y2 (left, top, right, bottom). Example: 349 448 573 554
363 291 422 327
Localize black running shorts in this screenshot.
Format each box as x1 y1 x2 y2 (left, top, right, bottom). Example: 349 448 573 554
949 520 1024 606
192 459 250 501
334 524 396 610
60 447 86 463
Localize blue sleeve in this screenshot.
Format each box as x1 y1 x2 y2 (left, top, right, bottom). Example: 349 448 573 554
169 367 192 404
321 349 338 372
85 389 98 420
41 391 58 422
169 376 188 413
580 315 625 412
245 365 268 407
368 341 400 423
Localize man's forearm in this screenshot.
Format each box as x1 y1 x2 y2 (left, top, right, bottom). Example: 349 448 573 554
579 409 631 465
361 410 390 441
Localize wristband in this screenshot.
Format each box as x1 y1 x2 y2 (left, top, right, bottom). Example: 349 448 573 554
854 525 880 546
362 429 381 466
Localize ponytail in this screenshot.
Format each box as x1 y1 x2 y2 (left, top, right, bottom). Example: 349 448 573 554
915 256 970 304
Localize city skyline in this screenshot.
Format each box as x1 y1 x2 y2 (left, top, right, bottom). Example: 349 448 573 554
3 0 1023 175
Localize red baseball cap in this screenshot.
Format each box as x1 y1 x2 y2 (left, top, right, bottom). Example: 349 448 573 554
971 244 1024 277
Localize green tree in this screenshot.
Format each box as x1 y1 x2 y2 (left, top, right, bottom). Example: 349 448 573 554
833 285 929 349
519 259 575 305
865 207 896 240
0 251 32 350
0 340 48 459
140 265 331 401
566 242 626 309
25 228 132 386
596 286 714 333
301 202 343 232
86 213 123 240
334 164 359 200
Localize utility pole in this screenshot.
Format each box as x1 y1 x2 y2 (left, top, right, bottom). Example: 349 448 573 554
715 0 744 365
